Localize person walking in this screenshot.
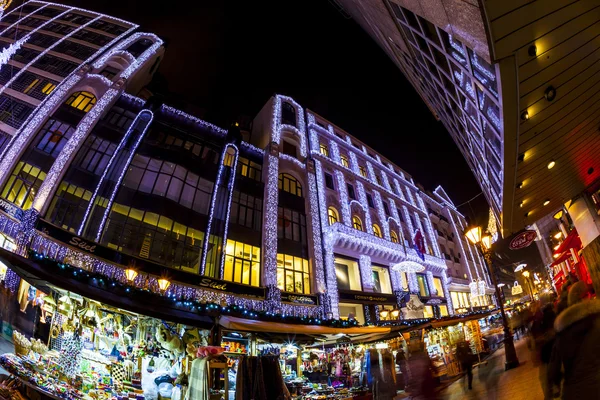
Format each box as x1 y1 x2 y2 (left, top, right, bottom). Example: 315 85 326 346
548 281 600 399
456 341 475 390
530 302 556 399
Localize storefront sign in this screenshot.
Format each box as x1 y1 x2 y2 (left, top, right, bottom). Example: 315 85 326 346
402 294 425 319
0 199 23 220
338 290 397 305
280 293 318 305
511 281 523 295
509 230 537 250
35 219 266 298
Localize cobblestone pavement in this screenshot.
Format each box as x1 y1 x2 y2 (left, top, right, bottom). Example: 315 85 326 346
439 337 545 400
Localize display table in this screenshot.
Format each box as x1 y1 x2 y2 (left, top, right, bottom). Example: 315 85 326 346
11 375 63 400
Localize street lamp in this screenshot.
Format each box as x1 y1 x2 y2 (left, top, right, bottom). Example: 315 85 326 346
465 225 520 370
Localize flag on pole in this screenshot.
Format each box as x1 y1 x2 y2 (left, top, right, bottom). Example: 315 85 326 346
413 229 425 261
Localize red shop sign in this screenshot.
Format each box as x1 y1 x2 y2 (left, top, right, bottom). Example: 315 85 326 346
509 230 537 250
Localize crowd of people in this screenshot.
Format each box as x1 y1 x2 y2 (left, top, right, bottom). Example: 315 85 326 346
515 274 599 400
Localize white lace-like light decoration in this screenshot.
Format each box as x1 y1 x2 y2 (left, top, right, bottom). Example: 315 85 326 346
392 261 425 273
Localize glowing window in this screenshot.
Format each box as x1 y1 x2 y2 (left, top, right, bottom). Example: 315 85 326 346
223 146 236 167
433 277 444 297
319 143 329 157
224 240 260 287
328 207 339 225
65 91 96 112
278 173 302 197
41 82 56 94
277 253 310 294
340 154 349 168
390 230 399 243
359 166 367 177
373 224 382 238
352 215 363 231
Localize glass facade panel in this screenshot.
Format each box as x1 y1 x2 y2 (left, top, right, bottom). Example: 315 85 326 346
223 240 260 286
334 257 361 291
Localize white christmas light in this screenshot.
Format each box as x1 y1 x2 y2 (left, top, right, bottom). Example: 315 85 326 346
217 144 239 278
359 255 374 289
161 104 226 136
33 87 120 212
392 261 425 273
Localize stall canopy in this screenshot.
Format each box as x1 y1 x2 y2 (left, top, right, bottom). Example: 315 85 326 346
553 230 581 255
549 251 572 268
219 316 391 335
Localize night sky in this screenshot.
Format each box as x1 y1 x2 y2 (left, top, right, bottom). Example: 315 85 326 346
26 0 492 222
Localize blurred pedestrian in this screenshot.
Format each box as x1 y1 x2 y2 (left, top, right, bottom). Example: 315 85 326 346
531 302 556 399
456 341 475 390
406 341 438 399
548 281 600 399
511 311 522 340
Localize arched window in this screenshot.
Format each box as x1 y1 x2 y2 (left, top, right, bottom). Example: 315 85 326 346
328 207 339 225
340 154 349 168
352 215 363 231
278 173 302 197
373 224 382 238
390 230 399 243
66 91 96 112
223 146 236 167
281 102 296 127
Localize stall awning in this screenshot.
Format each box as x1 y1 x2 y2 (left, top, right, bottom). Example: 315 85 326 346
553 230 581 256
430 310 497 328
219 316 391 335
550 251 572 268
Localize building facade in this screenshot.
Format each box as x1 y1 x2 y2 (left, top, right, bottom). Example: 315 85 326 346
0 1 492 327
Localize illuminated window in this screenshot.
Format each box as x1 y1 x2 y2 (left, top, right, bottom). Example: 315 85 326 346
238 157 262 182
372 265 392 294
277 253 310 294
23 78 39 94
424 305 434 318
335 257 361 291
390 230 399 243
372 224 382 238
433 277 444 297
439 305 449 317
41 82 56 95
223 146 236 167
65 91 96 112
340 154 349 168
328 207 339 225
352 215 363 231
224 240 260 287
278 173 302 197
417 274 430 297
319 143 329 157
359 165 367 177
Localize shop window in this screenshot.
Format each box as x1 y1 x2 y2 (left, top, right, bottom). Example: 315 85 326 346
277 253 310 294
424 305 434 318
352 215 363 231
433 277 444 297
335 257 361 291
390 230 399 244
224 240 260 287
65 91 96 113
372 265 392 294
399 271 409 291
372 224 382 238
223 146 236 167
439 305 448 316
359 165 367 177
339 303 365 325
319 143 329 157
340 154 349 168
417 274 430 297
324 173 335 190
278 173 302 197
327 207 339 225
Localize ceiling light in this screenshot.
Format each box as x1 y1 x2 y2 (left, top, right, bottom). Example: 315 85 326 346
547 160 556 169
553 244 560 250
543 199 550 206
521 111 529 121
528 45 537 57
554 232 562 239
553 210 563 219
525 211 531 217
517 182 524 189
553 253 560 259
519 201 524 208
544 86 556 101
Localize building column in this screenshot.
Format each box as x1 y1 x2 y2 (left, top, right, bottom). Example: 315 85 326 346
262 150 281 307
408 272 419 294
568 194 600 293
359 255 374 291
441 270 453 315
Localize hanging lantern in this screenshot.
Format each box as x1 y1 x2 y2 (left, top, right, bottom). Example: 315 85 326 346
157 278 171 293
124 268 138 282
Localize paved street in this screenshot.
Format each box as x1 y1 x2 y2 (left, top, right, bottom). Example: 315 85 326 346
439 337 545 400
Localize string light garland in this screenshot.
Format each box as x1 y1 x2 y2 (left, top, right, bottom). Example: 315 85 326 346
77 109 154 236
95 110 154 241
32 88 120 212
216 144 239 278
262 154 280 288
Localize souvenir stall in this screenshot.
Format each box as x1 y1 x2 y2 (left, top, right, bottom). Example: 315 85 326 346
0 281 214 400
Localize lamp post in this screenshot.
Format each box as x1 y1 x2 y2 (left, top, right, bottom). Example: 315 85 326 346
465 225 520 370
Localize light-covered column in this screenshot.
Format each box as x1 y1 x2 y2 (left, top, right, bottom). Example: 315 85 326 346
334 170 351 225
441 270 454 315
374 192 390 240
356 182 373 234
359 255 374 291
